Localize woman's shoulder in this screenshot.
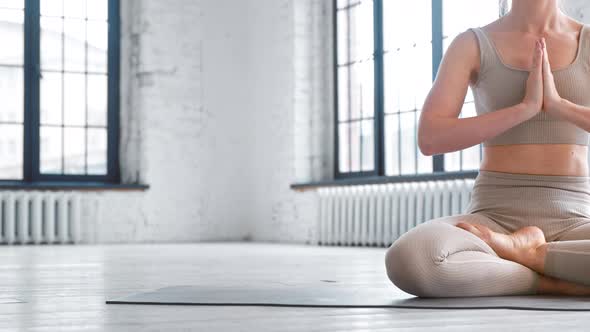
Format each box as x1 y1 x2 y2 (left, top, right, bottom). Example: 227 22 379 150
438 29 487 86
476 18 506 35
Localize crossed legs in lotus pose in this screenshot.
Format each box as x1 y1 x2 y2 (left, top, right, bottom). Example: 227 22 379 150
457 221 590 296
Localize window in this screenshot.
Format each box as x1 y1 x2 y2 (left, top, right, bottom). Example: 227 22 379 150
335 0 501 179
336 0 375 175
0 0 119 183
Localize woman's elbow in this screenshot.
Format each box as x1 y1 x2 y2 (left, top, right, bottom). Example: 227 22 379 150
418 142 436 156
418 131 436 156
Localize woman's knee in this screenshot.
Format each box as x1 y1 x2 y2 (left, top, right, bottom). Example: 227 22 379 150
384 220 475 297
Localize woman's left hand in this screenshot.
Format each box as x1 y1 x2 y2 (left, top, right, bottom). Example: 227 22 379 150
540 38 566 117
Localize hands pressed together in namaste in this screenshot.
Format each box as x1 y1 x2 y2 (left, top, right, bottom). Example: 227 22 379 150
524 37 567 119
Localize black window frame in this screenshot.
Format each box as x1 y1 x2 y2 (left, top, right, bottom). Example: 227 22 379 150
0 0 120 185
334 0 479 181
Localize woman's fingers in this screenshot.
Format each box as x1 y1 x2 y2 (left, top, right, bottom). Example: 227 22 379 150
541 37 551 73
532 39 543 74
522 38 545 117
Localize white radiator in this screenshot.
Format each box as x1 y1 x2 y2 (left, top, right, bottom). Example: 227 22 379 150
0 192 83 245
317 179 475 247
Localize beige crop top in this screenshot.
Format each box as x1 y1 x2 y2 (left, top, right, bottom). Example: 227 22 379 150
469 25 590 146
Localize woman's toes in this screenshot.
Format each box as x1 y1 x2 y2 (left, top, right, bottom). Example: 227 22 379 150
471 224 494 242
456 222 490 240
456 222 477 233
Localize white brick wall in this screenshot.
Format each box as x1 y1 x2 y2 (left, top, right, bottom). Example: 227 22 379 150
96 0 254 242
244 0 333 243
91 0 331 243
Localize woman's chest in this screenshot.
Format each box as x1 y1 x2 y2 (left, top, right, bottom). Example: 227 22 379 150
474 67 590 112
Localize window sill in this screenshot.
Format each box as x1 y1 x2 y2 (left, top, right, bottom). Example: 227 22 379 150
0 181 150 191
290 171 479 192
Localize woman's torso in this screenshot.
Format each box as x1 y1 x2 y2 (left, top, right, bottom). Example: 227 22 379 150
480 145 588 176
471 20 590 176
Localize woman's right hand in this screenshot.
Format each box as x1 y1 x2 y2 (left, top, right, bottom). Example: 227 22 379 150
522 39 544 118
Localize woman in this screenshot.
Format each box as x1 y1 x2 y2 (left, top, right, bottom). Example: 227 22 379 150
385 0 590 297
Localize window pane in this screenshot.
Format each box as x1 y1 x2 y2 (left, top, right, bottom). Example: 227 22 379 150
384 114 399 176
63 0 86 19
0 0 23 9
0 8 24 65
385 43 432 113
400 112 416 175
64 18 86 72
40 126 63 174
349 61 373 120
349 63 360 117
360 60 374 119
0 124 22 179
338 122 350 173
337 67 349 121
382 1 431 176
40 17 63 71
398 47 418 112
41 0 63 17
0 67 23 123
87 74 107 126
349 1 373 63
350 121 361 172
87 20 108 73
383 52 399 114
337 10 348 65
361 119 374 171
87 128 107 175
383 0 431 52
414 42 432 110
63 73 85 126
87 0 108 21
40 71 62 125
64 127 85 174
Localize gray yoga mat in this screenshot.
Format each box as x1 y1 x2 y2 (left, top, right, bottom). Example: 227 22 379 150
107 285 590 311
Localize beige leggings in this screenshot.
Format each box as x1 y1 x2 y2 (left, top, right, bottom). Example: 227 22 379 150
385 170 590 297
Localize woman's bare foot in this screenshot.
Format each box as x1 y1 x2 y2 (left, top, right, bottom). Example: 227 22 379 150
456 222 547 274
456 222 590 296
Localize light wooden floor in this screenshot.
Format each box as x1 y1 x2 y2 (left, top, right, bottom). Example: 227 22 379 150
1 242 589 331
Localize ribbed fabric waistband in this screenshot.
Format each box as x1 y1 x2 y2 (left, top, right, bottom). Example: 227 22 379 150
477 170 590 184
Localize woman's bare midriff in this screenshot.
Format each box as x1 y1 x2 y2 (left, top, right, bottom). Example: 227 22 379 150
480 144 589 176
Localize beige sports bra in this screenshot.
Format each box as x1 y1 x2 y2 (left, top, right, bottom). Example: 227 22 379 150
469 25 590 146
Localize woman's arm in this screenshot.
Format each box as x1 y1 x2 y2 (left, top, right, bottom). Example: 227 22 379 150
419 104 536 155
551 99 590 132
418 30 543 156
540 37 590 132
